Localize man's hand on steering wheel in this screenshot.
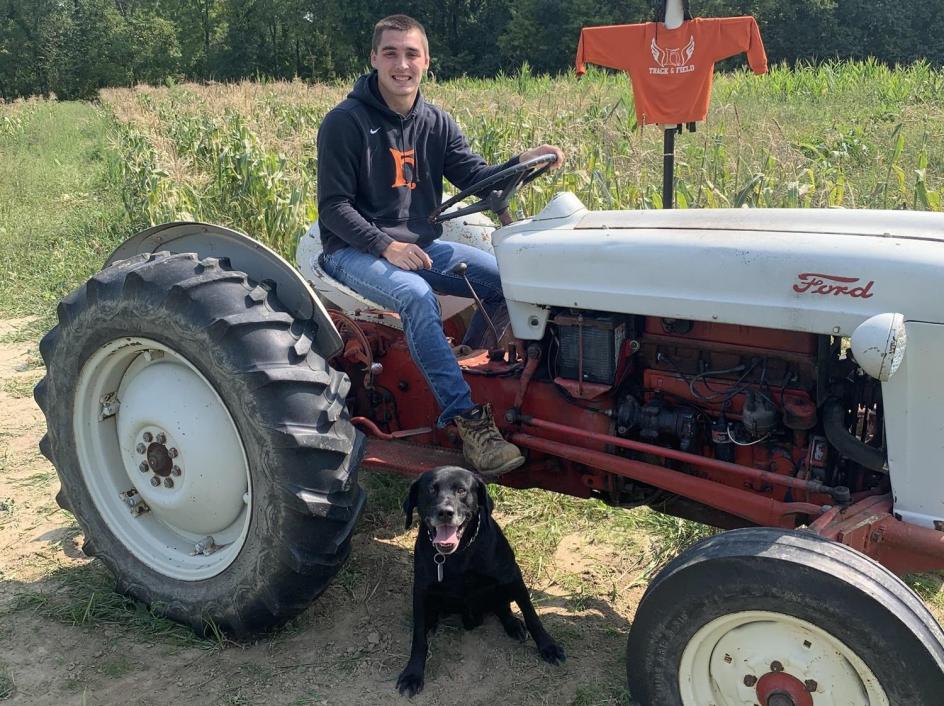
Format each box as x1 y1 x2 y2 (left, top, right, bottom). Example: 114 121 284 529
518 144 565 170
430 144 566 226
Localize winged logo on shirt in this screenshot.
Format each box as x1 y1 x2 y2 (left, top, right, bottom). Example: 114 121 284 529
650 36 696 73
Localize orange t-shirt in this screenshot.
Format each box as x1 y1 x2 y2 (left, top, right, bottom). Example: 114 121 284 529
575 17 768 126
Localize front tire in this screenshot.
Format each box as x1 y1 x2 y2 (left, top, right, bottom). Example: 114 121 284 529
626 528 944 705
35 252 365 637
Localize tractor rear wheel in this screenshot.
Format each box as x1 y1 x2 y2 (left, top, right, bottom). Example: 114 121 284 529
34 252 365 637
626 527 944 705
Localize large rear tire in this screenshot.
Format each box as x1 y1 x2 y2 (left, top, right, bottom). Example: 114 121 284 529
626 527 944 705
34 252 365 637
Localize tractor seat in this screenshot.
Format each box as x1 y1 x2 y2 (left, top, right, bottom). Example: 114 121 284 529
296 223 387 312
296 212 497 321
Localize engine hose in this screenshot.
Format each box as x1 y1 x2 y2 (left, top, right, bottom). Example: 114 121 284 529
822 398 887 473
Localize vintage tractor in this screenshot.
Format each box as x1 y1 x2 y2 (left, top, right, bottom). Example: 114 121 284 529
36 156 944 704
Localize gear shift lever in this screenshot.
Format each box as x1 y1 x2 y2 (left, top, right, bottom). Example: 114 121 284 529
452 262 501 348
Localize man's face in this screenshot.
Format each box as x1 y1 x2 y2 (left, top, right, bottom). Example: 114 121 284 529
370 28 430 107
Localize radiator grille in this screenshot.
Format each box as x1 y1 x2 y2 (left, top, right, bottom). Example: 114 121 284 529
557 317 626 384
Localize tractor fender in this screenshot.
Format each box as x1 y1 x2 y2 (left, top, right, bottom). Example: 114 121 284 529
107 221 342 357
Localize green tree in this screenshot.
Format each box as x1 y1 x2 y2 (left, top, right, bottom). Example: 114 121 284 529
0 0 62 98
499 0 650 75
45 0 131 100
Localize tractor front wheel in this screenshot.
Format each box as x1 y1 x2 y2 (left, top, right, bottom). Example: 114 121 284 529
35 252 365 637
626 527 944 705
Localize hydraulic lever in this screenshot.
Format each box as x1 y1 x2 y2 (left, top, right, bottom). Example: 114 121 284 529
452 262 501 348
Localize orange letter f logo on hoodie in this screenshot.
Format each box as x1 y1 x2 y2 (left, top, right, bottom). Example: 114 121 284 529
389 148 417 189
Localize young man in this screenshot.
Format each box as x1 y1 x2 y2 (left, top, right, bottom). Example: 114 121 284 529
316 14 564 477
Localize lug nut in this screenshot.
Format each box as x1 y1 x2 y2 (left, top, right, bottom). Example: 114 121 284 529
163 477 174 488
172 465 181 477
156 432 166 444
136 443 146 454
139 461 150 473
169 448 179 458
150 476 161 487
143 432 153 443
805 679 817 692
743 675 757 687
770 661 784 672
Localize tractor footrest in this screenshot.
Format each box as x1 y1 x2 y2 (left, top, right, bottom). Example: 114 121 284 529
362 438 467 477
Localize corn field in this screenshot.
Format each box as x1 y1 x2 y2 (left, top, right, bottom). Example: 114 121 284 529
98 60 944 260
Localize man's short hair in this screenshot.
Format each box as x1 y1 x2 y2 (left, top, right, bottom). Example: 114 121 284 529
371 14 429 55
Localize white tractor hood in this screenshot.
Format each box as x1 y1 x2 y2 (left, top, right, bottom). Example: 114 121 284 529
493 194 944 339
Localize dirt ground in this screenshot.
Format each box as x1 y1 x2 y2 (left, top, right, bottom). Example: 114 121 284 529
0 317 639 706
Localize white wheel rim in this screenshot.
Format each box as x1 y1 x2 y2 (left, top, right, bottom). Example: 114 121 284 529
74 337 251 580
679 610 889 706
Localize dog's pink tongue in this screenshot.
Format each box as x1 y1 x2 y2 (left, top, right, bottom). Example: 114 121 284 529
434 525 459 548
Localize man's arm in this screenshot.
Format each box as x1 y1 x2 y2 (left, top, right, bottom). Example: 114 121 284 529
316 109 394 258
442 115 518 191
443 115 564 190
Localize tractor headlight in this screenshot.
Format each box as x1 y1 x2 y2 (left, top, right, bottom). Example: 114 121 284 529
850 313 907 382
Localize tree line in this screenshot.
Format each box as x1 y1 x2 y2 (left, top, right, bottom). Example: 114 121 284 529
3 0 943 101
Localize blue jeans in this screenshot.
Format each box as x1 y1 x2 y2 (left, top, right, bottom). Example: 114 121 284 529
321 240 507 426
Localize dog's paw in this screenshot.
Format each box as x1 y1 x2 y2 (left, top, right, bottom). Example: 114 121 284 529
539 640 566 665
396 669 425 697
502 616 528 642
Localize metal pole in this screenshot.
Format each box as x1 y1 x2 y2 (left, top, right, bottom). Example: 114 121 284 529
663 126 676 209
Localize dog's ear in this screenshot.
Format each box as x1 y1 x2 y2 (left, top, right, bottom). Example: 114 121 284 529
476 476 494 524
403 476 422 530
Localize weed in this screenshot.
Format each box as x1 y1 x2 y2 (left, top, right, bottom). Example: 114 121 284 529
627 508 717 580
12 471 55 488
99 655 134 678
0 376 40 399
10 561 215 649
570 683 634 706
282 691 324 706
0 318 45 345
906 572 944 614
0 662 13 700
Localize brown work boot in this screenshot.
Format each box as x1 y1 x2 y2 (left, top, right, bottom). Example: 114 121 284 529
454 404 525 478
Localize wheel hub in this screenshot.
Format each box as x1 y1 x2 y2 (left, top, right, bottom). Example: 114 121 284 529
134 426 183 489
146 441 173 477
756 672 813 706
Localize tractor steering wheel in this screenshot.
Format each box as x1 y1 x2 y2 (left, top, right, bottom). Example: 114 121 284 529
429 153 558 226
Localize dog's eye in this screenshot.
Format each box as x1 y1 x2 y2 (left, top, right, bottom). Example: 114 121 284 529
429 483 438 495
456 487 467 496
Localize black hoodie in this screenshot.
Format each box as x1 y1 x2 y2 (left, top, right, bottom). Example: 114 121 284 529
316 72 518 258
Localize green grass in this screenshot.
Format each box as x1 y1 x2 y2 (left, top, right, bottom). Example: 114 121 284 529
281 691 325 706
0 100 133 324
98 655 134 678
0 375 41 399
0 661 13 700
906 573 944 614
570 684 633 706
8 561 216 649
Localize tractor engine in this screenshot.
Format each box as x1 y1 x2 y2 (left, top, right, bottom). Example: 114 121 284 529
546 311 887 507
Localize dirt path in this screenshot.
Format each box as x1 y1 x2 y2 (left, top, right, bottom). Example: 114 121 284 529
0 318 637 705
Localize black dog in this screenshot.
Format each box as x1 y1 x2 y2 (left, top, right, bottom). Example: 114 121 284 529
396 466 565 697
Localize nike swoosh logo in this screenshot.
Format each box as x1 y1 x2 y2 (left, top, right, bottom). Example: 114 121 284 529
370 127 381 134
